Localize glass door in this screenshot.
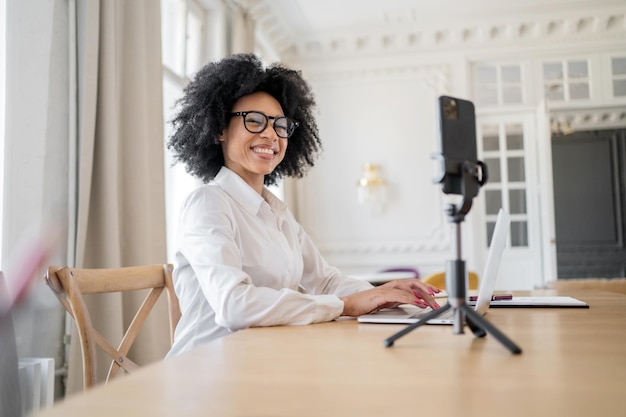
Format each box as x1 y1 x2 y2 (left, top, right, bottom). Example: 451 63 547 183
475 114 544 289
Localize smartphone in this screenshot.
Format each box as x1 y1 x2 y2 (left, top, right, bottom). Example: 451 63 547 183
469 294 513 302
436 96 478 195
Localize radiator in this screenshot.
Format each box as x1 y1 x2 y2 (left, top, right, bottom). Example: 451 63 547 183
18 358 54 416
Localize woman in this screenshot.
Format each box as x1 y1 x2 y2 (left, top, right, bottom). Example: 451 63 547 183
166 54 439 357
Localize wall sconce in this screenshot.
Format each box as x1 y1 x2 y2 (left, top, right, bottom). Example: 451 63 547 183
357 163 387 213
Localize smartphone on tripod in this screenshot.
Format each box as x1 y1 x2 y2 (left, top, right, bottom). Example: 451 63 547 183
384 96 520 354
436 95 479 195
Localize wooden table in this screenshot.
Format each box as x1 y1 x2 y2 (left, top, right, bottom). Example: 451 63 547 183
37 290 626 417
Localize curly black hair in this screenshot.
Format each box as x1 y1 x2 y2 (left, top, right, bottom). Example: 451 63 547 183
167 53 322 186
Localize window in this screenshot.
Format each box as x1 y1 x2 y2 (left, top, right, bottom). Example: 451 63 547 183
160 0 278 262
473 63 524 106
161 0 208 262
611 56 626 97
480 123 529 248
543 59 591 101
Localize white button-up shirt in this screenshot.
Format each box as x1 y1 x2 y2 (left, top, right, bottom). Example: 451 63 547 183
167 167 372 357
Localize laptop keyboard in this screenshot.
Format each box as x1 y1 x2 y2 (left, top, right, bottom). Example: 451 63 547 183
410 307 455 320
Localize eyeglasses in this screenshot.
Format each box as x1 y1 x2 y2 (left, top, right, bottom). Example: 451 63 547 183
230 111 299 139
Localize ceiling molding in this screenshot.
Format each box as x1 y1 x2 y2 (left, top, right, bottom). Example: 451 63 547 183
248 4 626 59
551 106 626 134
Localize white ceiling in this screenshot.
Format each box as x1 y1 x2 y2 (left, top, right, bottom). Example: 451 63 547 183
251 0 624 53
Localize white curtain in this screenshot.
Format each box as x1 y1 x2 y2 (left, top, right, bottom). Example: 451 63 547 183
65 0 168 394
3 0 261 401
65 0 257 394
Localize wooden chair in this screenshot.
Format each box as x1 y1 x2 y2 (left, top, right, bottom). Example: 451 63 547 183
422 271 479 290
45 264 180 389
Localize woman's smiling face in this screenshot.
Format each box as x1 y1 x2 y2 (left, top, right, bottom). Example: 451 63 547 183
219 92 288 193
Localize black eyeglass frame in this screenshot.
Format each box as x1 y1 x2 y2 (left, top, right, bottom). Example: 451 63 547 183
230 111 299 139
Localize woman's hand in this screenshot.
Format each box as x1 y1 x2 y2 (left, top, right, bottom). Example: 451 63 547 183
339 279 441 317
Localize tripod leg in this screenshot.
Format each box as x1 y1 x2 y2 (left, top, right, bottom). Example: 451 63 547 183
384 304 452 347
460 304 522 354
465 314 487 338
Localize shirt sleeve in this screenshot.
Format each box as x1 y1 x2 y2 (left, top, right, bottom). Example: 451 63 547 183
178 187 350 332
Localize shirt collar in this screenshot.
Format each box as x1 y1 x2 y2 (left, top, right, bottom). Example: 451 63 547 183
213 167 287 218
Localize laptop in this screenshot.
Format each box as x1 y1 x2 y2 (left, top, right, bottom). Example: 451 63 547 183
358 208 512 325
357 209 588 325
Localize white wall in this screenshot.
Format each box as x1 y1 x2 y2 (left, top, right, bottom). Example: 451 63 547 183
279 7 626 287
299 59 462 276
290 55 479 278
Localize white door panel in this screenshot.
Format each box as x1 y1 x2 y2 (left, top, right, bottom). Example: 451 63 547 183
475 113 547 290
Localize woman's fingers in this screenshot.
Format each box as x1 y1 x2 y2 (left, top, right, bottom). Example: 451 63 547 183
381 279 441 309
340 285 439 317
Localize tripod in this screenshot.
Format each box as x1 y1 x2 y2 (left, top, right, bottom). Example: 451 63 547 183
383 160 522 354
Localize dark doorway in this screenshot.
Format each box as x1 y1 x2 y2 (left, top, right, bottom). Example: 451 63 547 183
552 128 626 278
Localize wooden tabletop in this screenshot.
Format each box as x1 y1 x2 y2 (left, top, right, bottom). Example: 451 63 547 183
37 290 626 417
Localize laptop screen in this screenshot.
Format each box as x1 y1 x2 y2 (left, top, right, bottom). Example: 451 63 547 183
474 208 510 315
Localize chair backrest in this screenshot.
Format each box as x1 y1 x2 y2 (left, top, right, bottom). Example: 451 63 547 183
422 271 479 290
45 264 180 389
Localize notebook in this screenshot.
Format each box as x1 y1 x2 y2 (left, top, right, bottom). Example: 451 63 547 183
357 209 588 325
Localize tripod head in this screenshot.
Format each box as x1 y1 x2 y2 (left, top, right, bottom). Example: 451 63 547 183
433 156 488 223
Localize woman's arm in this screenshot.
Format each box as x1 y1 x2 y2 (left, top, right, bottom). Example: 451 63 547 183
294 215 440 316
179 187 345 330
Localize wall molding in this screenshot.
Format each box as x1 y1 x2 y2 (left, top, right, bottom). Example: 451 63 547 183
317 228 450 256
305 63 451 94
